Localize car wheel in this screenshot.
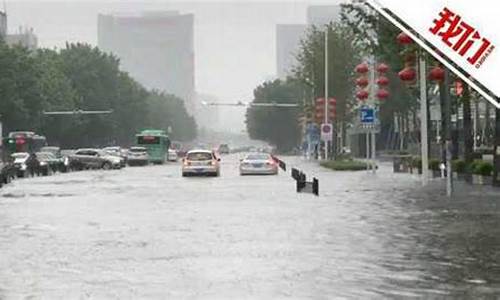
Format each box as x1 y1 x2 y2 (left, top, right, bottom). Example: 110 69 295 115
102 162 112 170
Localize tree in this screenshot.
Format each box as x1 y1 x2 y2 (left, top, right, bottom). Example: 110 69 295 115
145 91 197 142
1 41 197 148
293 23 363 152
246 79 303 152
0 42 41 133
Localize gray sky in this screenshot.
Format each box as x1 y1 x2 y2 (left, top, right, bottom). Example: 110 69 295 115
4 0 341 131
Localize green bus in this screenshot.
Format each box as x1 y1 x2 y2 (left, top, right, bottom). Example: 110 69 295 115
136 129 170 164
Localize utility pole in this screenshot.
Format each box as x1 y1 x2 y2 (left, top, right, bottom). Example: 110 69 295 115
324 27 329 160
369 56 377 173
443 69 453 196
419 51 429 185
494 102 500 187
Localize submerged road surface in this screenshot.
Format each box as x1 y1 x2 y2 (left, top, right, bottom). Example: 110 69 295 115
1 154 500 298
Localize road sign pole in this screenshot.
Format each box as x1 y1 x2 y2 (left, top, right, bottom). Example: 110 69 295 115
366 132 370 172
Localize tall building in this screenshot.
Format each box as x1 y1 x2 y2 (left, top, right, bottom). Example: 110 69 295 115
6 27 38 50
0 11 7 39
307 5 341 26
276 24 307 79
98 11 195 112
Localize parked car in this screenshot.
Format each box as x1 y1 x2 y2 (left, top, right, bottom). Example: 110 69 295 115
182 149 220 177
127 146 149 166
239 153 278 175
103 146 127 167
168 148 178 162
41 146 70 172
69 149 122 170
36 152 61 176
11 152 41 177
0 158 16 187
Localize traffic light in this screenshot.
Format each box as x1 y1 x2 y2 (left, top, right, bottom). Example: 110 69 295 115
314 98 337 123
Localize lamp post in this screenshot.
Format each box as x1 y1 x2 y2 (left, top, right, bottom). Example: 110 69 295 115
324 26 329 160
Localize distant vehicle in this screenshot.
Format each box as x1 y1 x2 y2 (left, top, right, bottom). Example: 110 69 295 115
127 146 149 166
0 159 16 187
170 141 186 158
182 149 220 177
69 149 122 170
136 129 170 164
167 148 178 162
41 146 69 172
2 131 47 155
218 144 230 154
103 146 127 167
36 152 60 176
239 153 278 175
11 152 40 177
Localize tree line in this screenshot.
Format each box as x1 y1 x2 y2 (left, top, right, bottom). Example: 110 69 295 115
0 41 197 148
246 22 362 152
247 1 499 162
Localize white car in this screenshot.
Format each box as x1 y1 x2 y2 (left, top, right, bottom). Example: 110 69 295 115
168 149 178 162
127 146 149 166
182 149 220 177
239 153 278 175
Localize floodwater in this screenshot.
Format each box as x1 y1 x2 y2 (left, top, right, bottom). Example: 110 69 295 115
1 155 499 298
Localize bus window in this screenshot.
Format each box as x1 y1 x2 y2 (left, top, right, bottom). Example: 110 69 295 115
138 136 160 145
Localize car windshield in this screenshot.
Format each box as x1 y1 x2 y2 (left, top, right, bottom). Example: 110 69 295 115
245 154 270 160
187 152 212 161
129 147 146 153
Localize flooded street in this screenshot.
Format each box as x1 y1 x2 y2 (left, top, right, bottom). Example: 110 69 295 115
1 155 500 298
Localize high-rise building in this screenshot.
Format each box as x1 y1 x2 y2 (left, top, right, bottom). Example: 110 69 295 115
276 24 307 79
98 11 195 112
6 27 38 50
307 5 341 26
0 11 7 39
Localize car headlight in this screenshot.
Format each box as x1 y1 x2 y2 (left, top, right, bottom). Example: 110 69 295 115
20 164 27 171
40 162 47 166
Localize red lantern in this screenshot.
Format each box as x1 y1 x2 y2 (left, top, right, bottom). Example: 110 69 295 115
355 63 369 74
356 77 369 87
428 66 445 81
398 67 416 82
376 63 389 73
376 89 390 100
356 90 369 100
397 32 413 45
376 76 389 86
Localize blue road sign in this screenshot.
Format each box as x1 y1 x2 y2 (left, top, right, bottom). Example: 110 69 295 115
360 107 375 124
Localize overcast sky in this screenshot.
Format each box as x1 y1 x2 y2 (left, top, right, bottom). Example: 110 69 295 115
4 0 342 131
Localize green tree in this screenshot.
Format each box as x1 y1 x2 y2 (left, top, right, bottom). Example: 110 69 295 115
0 42 41 133
1 41 197 148
246 79 303 152
293 23 363 152
145 91 197 142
